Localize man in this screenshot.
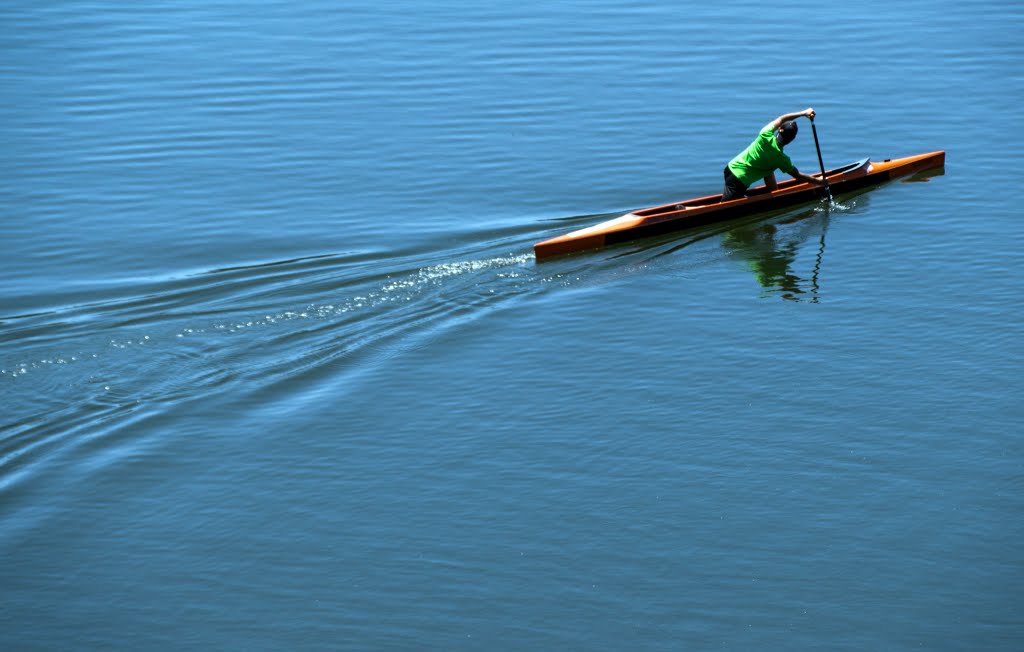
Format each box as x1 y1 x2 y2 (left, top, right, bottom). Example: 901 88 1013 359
722 108 826 201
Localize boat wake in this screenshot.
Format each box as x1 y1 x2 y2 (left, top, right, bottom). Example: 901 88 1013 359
1 198 853 521
1 245 559 508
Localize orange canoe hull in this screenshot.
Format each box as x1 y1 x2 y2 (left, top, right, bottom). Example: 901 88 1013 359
533 150 945 260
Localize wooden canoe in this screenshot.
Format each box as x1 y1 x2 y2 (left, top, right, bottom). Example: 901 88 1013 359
533 150 945 260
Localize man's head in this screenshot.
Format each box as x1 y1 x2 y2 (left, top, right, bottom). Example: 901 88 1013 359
777 120 798 146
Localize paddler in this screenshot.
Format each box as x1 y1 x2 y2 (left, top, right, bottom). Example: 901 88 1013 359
721 108 828 201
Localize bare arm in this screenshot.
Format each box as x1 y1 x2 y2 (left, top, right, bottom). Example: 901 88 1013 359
767 107 816 131
788 167 826 186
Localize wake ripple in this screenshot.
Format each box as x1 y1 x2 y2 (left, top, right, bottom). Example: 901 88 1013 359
1 247 546 509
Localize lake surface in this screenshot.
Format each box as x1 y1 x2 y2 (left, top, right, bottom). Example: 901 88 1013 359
2 1 1022 649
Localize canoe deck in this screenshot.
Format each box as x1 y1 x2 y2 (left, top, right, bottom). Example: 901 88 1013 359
533 150 945 260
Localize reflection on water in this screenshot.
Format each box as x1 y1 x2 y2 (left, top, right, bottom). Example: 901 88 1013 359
901 167 947 184
720 168 946 301
721 206 831 302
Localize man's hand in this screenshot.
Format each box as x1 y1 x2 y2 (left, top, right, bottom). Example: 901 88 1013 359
791 169 826 186
771 108 818 130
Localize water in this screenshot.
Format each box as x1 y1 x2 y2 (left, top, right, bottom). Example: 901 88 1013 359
2 1 1022 649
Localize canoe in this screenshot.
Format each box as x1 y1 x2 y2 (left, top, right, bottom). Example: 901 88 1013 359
533 150 945 260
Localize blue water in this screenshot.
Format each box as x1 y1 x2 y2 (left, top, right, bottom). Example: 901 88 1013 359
3 1 1023 649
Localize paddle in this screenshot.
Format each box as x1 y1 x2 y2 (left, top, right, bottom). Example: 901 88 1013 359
809 117 833 203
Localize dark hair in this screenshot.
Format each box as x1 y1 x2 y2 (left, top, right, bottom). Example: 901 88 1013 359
778 121 798 145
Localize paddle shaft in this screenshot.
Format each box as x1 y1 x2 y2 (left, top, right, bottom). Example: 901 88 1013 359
810 119 833 202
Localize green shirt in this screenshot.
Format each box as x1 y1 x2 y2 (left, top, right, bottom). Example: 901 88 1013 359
727 123 796 188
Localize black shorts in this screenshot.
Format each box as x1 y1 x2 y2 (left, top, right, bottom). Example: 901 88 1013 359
722 166 747 202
